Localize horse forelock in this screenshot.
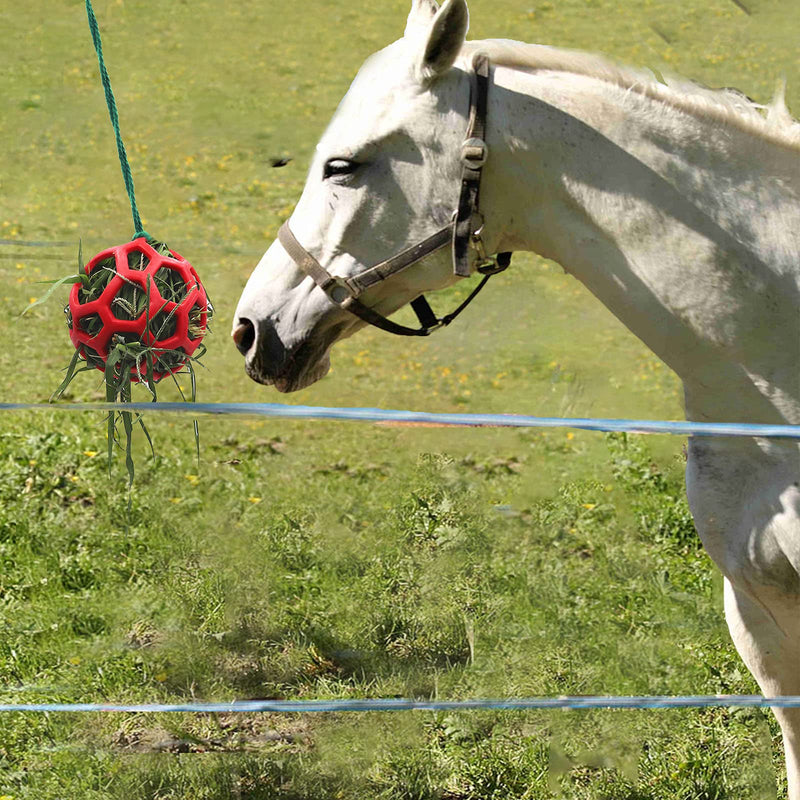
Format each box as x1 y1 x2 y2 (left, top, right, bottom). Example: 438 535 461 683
461 39 800 152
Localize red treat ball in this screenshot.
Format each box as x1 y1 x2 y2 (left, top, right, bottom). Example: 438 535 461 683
67 237 209 383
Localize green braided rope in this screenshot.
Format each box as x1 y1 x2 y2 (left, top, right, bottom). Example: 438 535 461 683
85 0 149 240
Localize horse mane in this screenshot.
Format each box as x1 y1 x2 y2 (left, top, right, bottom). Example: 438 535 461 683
462 39 800 151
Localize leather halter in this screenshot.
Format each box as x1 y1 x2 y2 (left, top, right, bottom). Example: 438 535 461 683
278 54 512 337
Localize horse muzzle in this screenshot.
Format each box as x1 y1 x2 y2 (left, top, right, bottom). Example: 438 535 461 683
232 315 332 392
232 315 288 387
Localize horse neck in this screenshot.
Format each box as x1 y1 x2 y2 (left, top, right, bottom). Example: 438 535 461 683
483 63 800 423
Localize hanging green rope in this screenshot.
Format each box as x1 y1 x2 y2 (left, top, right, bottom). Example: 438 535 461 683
85 0 148 240
20 0 215 491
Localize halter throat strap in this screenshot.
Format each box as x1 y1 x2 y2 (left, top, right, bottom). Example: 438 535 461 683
277 53 511 338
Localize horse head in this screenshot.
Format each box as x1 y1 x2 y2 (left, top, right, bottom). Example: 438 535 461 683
233 0 485 392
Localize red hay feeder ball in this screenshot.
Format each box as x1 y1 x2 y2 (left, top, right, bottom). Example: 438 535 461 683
67 237 209 383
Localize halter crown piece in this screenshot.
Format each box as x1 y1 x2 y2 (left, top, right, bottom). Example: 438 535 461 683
278 54 513 337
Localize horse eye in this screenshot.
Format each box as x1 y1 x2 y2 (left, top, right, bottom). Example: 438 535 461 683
323 159 359 180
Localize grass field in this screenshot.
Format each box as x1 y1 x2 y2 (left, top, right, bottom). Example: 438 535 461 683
1 0 798 797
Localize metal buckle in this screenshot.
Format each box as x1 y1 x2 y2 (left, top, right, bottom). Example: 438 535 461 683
324 278 353 305
461 137 488 168
470 214 490 265
471 219 510 276
470 213 485 239
422 319 447 335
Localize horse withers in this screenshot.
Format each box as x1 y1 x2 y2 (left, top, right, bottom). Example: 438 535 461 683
234 0 800 792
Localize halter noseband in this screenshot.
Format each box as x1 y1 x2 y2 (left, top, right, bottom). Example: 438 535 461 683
277 54 512 338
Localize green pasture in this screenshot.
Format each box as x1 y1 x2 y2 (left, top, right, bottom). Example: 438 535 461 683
1 0 797 797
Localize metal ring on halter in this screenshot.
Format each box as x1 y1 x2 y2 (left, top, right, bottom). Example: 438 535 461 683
325 279 354 306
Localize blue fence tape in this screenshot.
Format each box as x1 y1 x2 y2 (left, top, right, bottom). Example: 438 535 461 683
1 401 799 439
1 696 800 713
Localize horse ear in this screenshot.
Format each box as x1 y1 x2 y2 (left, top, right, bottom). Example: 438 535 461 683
404 0 439 38
413 0 469 84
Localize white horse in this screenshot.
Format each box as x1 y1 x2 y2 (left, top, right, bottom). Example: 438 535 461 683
234 0 800 791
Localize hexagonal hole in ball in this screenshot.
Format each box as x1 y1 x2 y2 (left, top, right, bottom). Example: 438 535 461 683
153 266 188 305
127 249 151 271
78 312 104 338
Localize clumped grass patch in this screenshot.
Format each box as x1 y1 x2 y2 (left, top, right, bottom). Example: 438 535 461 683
0 425 781 798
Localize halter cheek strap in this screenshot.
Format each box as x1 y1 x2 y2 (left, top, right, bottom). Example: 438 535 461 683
453 53 491 278
277 54 512 338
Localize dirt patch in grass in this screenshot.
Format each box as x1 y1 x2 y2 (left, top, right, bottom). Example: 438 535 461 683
109 714 311 754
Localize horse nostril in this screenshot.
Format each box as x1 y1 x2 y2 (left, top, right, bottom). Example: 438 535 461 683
232 318 256 356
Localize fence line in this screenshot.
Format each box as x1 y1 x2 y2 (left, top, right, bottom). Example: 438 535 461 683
1 401 799 439
2 696 800 714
